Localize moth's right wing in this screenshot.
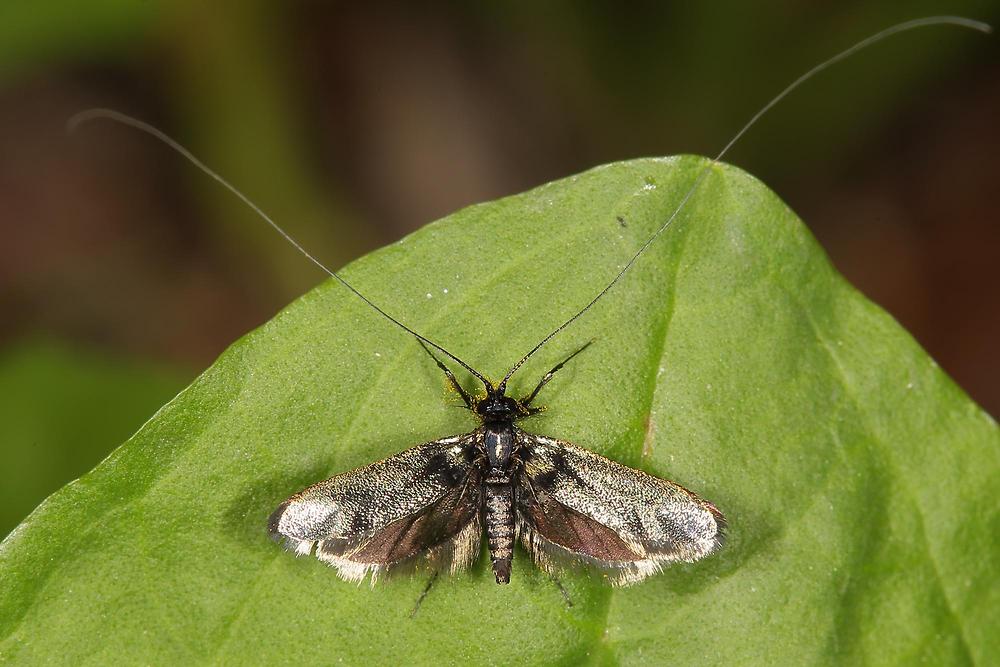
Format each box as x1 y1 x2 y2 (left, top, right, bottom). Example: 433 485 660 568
268 433 482 583
516 434 725 586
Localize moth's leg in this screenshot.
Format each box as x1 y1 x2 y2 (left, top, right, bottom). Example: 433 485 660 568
523 341 593 407
409 570 440 618
549 573 574 608
519 467 541 506
418 340 473 408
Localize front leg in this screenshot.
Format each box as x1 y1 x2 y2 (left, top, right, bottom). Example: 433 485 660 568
418 339 473 408
523 341 593 406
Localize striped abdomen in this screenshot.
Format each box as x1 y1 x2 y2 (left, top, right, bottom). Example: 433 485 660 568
484 481 514 584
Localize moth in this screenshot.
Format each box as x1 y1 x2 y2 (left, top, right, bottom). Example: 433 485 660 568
72 16 988 587
264 17 988 586
268 341 725 585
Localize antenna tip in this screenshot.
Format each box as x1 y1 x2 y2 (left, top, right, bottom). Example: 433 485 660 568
932 16 993 34
65 108 118 136
963 19 992 34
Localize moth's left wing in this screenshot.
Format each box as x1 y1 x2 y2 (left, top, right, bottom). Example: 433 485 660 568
515 434 725 586
269 433 482 583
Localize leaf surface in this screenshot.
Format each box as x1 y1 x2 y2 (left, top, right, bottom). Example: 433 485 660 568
1 157 996 665
0 340 185 538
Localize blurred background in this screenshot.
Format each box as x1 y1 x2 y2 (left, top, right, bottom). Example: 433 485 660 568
1 2 997 538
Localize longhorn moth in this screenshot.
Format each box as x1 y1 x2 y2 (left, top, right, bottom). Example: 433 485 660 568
71 16 990 586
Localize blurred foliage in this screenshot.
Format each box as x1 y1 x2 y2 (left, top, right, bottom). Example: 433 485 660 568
1 159 997 664
1 1 996 293
0 339 186 539
0 1 156 81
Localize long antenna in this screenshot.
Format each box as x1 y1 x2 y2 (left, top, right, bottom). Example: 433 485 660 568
498 15 991 391
67 108 491 388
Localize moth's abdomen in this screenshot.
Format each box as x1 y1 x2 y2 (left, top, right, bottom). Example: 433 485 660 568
484 481 515 584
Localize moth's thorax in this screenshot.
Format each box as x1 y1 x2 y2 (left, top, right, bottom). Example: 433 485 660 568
482 423 515 477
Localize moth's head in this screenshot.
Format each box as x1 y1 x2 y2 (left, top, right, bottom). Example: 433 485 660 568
473 383 529 423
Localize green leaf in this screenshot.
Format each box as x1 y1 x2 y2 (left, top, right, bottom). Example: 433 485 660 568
1 157 996 665
0 339 186 539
